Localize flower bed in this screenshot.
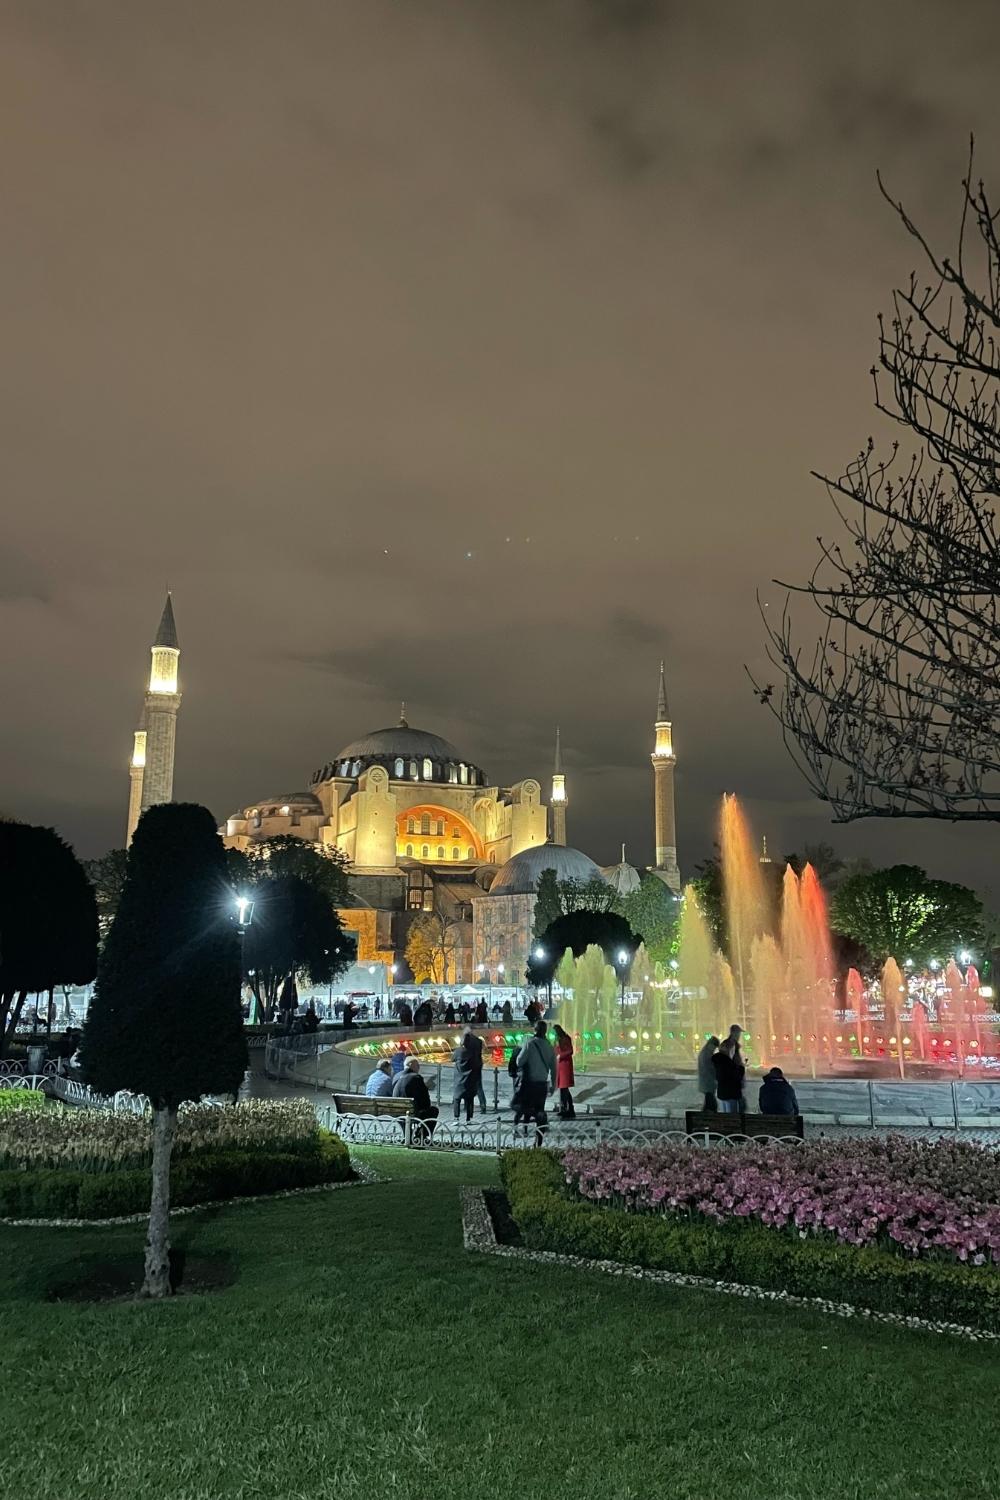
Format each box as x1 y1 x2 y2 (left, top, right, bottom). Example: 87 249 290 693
500 1148 1000 1334
0 1099 318 1173
561 1137 1000 1265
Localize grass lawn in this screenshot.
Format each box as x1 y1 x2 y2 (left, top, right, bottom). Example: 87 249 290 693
2 1146 999 1500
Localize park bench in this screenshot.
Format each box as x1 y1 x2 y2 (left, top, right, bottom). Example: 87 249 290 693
684 1110 804 1141
331 1092 414 1119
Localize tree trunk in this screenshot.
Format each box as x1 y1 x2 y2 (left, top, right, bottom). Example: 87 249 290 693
0 990 28 1058
143 1104 177 1299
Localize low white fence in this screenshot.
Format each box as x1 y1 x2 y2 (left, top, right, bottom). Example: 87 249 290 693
315 1107 804 1154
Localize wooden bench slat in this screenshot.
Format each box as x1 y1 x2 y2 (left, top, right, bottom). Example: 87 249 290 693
331 1093 414 1117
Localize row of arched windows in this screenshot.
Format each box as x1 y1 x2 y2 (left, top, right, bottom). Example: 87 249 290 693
313 757 484 786
404 844 475 861
406 815 462 837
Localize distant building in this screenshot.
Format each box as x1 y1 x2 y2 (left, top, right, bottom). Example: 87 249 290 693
120 605 681 981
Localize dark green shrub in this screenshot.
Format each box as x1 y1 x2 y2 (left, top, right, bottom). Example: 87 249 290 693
0 1131 352 1219
500 1151 1000 1333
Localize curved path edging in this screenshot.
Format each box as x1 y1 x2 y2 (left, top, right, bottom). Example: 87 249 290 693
459 1185 999 1345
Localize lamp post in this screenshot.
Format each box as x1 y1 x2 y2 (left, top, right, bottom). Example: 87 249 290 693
498 962 505 1007
616 948 629 1016
534 945 551 1011
234 895 255 1021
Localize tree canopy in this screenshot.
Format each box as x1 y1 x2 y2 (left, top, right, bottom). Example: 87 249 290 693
756 153 1000 822
82 848 129 941
527 908 638 986
531 867 563 942
619 873 679 965
83 803 247 1103
404 912 460 984
0 820 98 1055
228 835 350 908
829 863 984 970
241 874 353 1020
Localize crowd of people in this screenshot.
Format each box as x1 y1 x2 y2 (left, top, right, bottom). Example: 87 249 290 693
696 1025 799 1116
361 1018 577 1142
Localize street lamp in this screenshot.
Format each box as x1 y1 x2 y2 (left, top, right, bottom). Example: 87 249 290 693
616 949 629 1015
234 895 255 1021
534 946 551 1009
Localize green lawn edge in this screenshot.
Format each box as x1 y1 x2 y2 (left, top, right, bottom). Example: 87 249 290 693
500 1149 1000 1332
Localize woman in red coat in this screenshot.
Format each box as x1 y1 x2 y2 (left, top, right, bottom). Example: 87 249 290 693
553 1024 575 1119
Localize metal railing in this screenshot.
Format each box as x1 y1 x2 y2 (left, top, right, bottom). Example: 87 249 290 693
314 1106 806 1155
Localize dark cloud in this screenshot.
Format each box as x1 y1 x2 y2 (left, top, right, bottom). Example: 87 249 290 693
2 0 1000 896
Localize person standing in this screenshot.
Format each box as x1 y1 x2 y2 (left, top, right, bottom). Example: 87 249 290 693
696 1035 720 1111
514 1020 557 1144
728 1024 746 1108
553 1024 576 1119
712 1037 745 1115
452 1026 484 1122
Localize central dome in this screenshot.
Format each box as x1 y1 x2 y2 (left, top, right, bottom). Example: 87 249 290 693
335 725 462 763
312 715 488 788
490 843 607 896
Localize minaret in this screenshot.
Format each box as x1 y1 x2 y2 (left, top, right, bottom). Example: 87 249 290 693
126 594 182 842
650 661 680 892
550 726 567 846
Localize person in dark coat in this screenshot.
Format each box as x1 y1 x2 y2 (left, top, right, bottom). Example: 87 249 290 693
452 1026 484 1121
398 1001 413 1026
758 1067 798 1115
474 999 488 1024
712 1038 745 1114
413 1000 433 1030
444 1002 457 1025
501 1000 513 1024
553 1023 575 1118
696 1035 720 1111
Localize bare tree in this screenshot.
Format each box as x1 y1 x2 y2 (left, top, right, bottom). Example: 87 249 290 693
754 144 1000 822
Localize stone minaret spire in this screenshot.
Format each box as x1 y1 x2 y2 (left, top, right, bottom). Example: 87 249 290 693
650 661 680 892
126 594 182 843
550 726 567 846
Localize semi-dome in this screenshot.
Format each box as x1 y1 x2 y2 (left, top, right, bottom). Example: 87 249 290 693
311 713 487 788
602 854 642 896
489 843 607 897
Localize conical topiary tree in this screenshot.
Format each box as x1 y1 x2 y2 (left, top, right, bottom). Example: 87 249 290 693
83 803 246 1298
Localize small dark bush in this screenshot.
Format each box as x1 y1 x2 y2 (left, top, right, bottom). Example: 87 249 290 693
500 1151 1000 1333
0 1130 352 1219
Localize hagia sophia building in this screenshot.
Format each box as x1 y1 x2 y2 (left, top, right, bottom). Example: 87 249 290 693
125 596 680 983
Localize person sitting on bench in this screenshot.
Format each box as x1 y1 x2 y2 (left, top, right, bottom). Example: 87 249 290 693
392 1057 438 1133
758 1066 798 1116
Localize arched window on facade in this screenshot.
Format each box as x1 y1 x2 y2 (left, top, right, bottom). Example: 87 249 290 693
405 844 413 856
451 847 459 860
394 758 404 778
448 764 458 784
420 814 430 835
436 819 444 836
437 846 445 859
466 846 474 860
406 818 415 834
410 760 418 779
459 764 468 784
423 757 432 779
421 844 429 858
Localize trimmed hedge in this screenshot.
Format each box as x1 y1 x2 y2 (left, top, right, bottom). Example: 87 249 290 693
0 1130 352 1220
500 1150 1000 1334
0 1090 45 1115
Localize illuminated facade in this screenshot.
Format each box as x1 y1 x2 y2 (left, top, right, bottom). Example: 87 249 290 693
125 595 181 843
222 710 548 873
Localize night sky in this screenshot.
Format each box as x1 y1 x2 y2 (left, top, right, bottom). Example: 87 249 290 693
4 1 1000 899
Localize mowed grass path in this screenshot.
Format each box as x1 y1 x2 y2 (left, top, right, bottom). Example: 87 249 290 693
2 1147 999 1500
